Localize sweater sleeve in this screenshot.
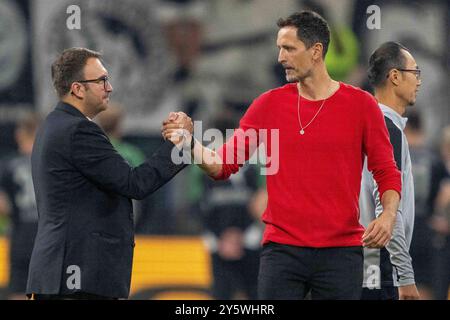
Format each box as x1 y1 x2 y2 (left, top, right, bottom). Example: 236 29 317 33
213 94 266 180
362 94 401 199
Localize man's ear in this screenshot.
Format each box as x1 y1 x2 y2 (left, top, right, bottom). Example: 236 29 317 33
70 82 84 99
312 43 324 61
387 69 401 86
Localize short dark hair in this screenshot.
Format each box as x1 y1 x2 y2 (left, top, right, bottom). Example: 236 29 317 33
51 47 102 98
368 41 410 88
277 11 330 58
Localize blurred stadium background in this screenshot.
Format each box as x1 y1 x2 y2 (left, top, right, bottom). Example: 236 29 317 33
0 0 448 299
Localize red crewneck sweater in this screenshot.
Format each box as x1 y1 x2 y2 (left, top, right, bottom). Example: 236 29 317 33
214 82 401 248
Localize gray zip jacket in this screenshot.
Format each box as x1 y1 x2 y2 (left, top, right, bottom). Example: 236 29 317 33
360 103 415 288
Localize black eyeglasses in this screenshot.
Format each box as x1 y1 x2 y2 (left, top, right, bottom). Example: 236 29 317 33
389 68 421 80
76 75 110 90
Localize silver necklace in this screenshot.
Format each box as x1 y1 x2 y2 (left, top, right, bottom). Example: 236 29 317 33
297 93 327 135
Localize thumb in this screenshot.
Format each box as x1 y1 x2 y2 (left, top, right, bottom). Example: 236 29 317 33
168 112 178 121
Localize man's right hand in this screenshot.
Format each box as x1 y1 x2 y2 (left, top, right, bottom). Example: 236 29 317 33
161 112 193 147
162 112 223 177
362 210 396 248
398 284 420 300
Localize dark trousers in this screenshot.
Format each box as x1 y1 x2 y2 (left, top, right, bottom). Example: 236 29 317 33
30 292 117 300
211 249 260 300
361 287 399 300
258 242 363 300
432 235 450 300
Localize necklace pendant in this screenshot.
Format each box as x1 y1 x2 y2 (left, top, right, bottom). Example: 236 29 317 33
300 129 305 135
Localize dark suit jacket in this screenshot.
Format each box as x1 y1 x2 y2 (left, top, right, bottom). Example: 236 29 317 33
26 102 186 298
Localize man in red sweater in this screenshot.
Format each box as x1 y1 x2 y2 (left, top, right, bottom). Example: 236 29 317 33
163 11 401 299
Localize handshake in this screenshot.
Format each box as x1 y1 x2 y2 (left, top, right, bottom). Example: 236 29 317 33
161 111 194 149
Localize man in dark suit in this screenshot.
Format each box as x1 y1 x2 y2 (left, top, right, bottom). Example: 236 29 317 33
26 47 192 300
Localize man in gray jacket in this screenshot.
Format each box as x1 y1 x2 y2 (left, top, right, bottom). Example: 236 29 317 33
360 42 421 300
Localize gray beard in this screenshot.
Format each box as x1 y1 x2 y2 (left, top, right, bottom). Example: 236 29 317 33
287 69 312 83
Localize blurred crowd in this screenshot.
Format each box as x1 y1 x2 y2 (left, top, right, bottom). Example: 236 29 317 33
0 0 448 299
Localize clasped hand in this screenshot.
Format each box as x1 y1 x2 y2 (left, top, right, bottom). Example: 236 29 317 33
161 112 194 148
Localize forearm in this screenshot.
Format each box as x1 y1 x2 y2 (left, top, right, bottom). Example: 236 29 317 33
380 189 400 218
363 189 400 248
191 138 223 178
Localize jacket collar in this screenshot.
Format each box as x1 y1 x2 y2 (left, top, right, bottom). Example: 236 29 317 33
379 103 408 130
55 101 89 119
